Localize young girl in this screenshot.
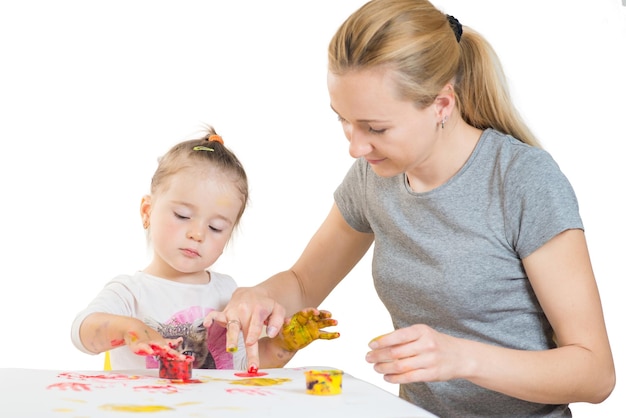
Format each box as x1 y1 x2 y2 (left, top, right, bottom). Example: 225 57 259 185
71 127 338 371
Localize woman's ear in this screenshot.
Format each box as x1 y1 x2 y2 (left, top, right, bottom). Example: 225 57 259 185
139 195 152 229
434 83 456 123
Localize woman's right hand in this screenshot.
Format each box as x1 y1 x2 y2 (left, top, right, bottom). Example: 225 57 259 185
204 286 287 370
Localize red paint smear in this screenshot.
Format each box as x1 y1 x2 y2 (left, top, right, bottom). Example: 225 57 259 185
234 366 267 377
58 372 141 381
170 379 202 384
133 385 179 394
47 382 91 392
110 339 124 347
225 387 273 396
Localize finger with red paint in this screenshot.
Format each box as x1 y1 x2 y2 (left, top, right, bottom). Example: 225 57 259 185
125 329 185 361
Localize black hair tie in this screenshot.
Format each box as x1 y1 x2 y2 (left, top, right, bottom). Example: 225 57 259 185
446 15 463 43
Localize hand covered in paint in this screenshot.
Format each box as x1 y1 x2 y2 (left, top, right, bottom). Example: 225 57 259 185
123 329 185 361
275 308 340 352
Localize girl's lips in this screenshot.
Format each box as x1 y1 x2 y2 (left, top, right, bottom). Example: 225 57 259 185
180 248 200 257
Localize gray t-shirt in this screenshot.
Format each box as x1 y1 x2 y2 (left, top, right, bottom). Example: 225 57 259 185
334 129 581 417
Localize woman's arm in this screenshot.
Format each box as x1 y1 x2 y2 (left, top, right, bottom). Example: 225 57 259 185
207 203 374 368
366 229 615 404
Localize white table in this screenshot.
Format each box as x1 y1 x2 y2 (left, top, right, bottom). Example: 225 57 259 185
0 366 437 417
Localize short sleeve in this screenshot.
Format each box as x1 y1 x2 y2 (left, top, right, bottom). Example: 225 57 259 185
333 159 373 233
503 148 583 259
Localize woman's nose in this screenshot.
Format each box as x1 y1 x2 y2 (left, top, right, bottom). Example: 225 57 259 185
348 130 372 158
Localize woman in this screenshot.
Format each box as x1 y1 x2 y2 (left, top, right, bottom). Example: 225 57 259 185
205 1 615 416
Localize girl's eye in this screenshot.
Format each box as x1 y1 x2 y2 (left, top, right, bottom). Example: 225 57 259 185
209 226 223 233
369 127 387 134
337 115 347 123
174 212 189 220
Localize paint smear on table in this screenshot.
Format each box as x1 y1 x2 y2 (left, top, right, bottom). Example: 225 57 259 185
230 377 291 387
100 404 174 412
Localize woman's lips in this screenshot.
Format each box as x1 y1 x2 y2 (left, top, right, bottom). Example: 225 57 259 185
366 157 385 165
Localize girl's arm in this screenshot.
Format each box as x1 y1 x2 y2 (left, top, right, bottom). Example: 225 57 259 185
79 312 184 360
207 203 373 369
257 308 340 369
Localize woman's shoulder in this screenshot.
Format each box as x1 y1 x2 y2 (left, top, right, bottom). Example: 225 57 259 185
480 129 556 169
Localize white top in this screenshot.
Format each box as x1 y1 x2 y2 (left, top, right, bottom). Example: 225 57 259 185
71 270 246 370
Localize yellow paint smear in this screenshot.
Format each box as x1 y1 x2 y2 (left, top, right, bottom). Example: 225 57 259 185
175 401 202 407
100 404 174 412
230 377 291 386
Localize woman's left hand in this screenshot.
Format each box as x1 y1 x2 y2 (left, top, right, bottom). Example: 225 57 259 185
365 324 466 384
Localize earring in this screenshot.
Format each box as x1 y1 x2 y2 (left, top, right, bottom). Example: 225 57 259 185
441 116 448 129
143 219 150 229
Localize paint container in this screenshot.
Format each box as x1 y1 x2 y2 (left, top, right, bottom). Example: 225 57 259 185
159 355 193 381
304 369 343 395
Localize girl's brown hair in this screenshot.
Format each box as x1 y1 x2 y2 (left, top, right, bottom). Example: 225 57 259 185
150 126 249 225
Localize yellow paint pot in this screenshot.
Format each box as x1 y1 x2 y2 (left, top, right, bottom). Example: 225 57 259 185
304 369 343 395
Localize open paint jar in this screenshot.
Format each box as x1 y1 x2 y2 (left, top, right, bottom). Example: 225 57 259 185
159 354 193 381
304 369 343 395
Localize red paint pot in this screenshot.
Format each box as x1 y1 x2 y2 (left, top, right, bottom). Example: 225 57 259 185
159 355 193 381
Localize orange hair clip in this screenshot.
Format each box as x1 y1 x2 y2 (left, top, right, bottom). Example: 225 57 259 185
208 134 224 144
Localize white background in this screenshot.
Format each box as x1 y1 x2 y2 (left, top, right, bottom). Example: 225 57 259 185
1 1 624 416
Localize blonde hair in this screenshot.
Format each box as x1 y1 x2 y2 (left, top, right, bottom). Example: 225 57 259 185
150 126 249 225
328 0 540 147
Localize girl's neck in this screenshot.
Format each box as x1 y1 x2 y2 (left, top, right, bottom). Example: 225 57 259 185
143 261 212 285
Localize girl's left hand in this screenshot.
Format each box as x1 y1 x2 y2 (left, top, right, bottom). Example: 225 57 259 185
275 308 340 351
365 324 466 384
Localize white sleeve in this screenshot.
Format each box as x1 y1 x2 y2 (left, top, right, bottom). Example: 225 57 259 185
70 277 136 355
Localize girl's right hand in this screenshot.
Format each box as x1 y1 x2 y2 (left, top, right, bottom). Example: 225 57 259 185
125 329 185 360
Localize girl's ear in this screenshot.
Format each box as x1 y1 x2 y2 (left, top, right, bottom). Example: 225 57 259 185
139 195 152 229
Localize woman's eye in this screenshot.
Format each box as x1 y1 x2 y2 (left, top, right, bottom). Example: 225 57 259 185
369 127 387 134
336 115 347 123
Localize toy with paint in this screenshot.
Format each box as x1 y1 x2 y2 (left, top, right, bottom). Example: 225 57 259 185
304 369 343 395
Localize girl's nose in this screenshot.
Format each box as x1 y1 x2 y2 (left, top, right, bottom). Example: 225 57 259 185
187 228 204 242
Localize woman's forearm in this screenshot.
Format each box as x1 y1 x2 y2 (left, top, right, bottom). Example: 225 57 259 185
464 339 615 404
